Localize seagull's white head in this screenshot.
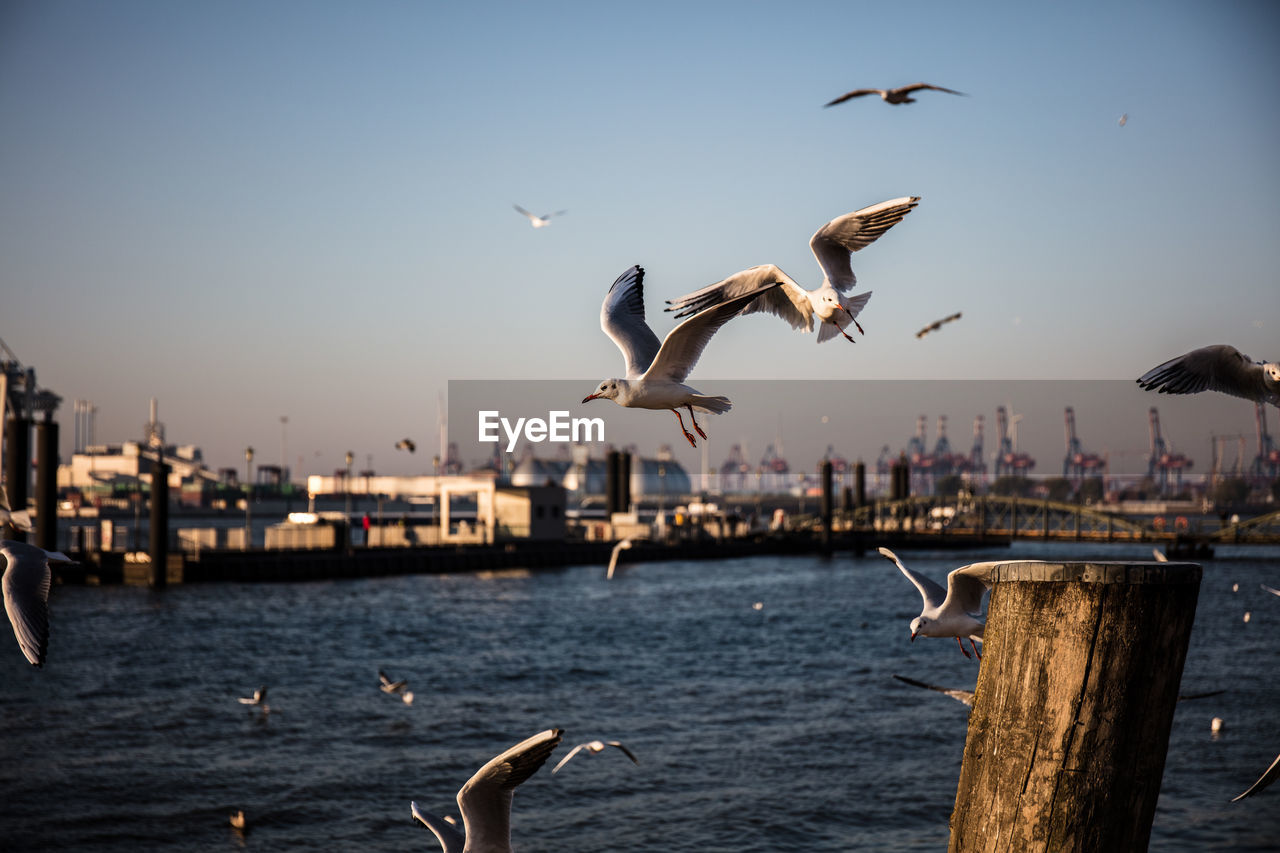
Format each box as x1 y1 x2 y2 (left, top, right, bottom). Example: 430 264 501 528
909 616 929 640
814 291 846 323
1265 363 1280 387
583 379 625 404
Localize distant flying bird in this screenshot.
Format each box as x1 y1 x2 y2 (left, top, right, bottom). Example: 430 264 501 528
513 204 567 228
666 197 920 344
606 538 633 580
3 540 74 667
1262 584 1280 597
1118 113 1128 127
892 674 974 706
411 728 563 853
825 82 965 107
1233 751 1280 802
1137 345 1280 407
878 547 997 659
915 312 962 339
395 438 416 453
551 739 639 774
582 265 785 448
238 686 269 712
379 669 414 705
1152 547 1169 562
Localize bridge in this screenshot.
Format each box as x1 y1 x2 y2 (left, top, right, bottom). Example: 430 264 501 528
846 496 1280 546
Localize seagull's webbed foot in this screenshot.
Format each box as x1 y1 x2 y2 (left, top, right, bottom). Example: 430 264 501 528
672 409 698 447
686 406 708 440
956 636 972 659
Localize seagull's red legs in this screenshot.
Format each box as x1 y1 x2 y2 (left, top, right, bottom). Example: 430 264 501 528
955 636 972 659
686 406 708 440
839 305 865 339
672 409 698 447
970 639 982 660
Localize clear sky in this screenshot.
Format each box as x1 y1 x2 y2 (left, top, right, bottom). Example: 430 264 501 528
3 0 1278 478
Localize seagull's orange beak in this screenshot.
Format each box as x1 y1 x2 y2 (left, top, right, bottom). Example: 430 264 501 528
910 631 918 642
582 393 600 403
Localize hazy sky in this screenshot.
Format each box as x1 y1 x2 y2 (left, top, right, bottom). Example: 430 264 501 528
3 1 1278 478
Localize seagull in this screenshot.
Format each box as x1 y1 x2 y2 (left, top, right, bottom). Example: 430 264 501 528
379 669 414 705
582 264 785 448
915 312 962 339
411 727 563 853
229 810 247 830
1233 751 1280 802
665 197 919 344
237 686 269 712
1153 547 1169 562
513 204 566 228
1262 584 1280 597
551 739 639 774
606 538 633 580
1137 345 1280 407
824 82 965 107
877 547 993 659
395 438 417 453
892 673 974 706
3 539 75 667
1118 113 1129 127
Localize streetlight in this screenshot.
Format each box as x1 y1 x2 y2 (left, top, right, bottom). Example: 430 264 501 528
244 446 254 551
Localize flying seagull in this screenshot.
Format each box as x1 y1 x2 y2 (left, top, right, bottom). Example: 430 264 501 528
1262 584 1280 597
878 547 996 659
551 739 639 774
606 538 633 580
915 312 962 339
666 197 919 344
379 669 415 705
582 264 784 448
395 438 417 453
1137 345 1280 407
1233 751 1280 802
513 205 567 228
825 82 965 107
411 728 563 853
237 686 269 713
3 539 75 667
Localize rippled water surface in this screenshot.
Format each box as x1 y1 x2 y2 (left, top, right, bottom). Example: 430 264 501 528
2 542 1277 851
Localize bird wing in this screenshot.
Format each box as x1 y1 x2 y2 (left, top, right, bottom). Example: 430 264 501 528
600 265 662 379
642 280 782 384
665 265 811 331
897 82 966 96
823 88 882 107
551 743 588 774
809 197 920 292
513 204 539 222
877 547 947 610
411 802 466 853
1262 584 1280 597
1 541 52 667
543 210 568 219
1136 345 1272 402
379 670 393 688
1232 751 1280 801
915 312 961 339
892 674 975 707
457 728 563 850
944 564 994 618
607 741 639 764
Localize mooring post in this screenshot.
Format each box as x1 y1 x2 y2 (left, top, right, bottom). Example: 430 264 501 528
4 416 30 542
149 459 170 587
949 560 1201 852
36 418 58 552
820 460 833 554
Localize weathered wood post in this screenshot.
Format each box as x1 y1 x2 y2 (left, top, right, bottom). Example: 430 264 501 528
149 459 170 587
950 561 1201 852
820 460 833 553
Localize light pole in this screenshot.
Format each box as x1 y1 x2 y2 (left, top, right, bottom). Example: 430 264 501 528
244 446 254 550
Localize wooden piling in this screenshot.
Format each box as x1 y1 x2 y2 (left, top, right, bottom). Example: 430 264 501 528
950 560 1201 852
149 460 170 587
